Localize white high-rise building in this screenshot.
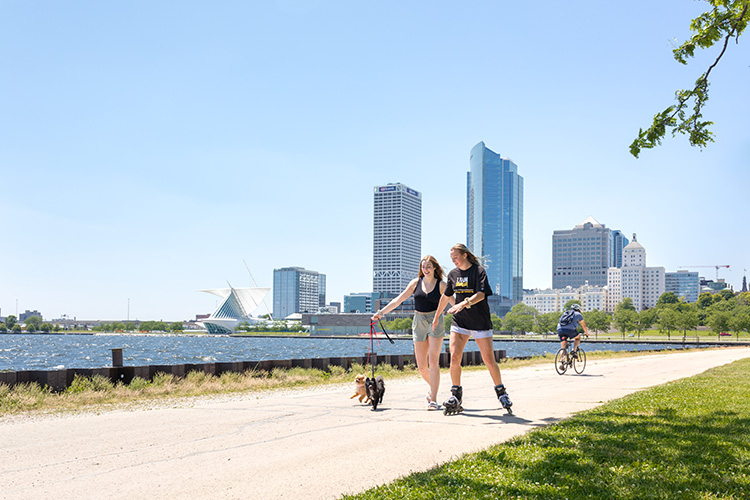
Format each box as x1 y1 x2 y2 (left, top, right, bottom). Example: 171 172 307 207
606 234 665 311
373 183 422 293
523 284 607 314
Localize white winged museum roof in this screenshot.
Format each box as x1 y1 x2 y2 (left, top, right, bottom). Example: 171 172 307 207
200 287 270 319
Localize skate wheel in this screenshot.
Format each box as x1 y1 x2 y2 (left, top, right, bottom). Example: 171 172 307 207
506 407 513 415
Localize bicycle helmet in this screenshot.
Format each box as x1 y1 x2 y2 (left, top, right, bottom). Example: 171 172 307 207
570 304 582 311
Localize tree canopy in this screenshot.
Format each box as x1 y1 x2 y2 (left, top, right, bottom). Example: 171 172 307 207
630 0 749 157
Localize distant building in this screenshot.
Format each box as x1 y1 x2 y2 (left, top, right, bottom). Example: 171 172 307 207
301 313 375 336
606 234 665 312
467 141 523 317
665 270 700 303
700 278 732 294
343 292 381 314
523 284 607 314
273 267 326 318
19 310 43 321
612 230 629 268
552 217 627 289
373 183 422 293
318 274 327 308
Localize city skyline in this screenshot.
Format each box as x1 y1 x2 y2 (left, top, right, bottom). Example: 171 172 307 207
1 1 747 321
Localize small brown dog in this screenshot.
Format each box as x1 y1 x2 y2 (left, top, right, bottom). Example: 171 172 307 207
350 373 370 403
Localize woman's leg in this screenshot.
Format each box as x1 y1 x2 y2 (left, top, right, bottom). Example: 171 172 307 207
427 335 443 401
413 339 430 385
475 337 502 386
449 331 470 386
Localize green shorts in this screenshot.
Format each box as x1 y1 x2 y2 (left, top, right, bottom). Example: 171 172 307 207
412 310 446 342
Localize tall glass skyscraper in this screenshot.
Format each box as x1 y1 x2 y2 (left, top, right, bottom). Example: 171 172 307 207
373 183 422 293
466 142 523 314
612 230 630 269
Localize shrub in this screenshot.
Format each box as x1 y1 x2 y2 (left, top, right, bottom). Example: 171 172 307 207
66 374 114 394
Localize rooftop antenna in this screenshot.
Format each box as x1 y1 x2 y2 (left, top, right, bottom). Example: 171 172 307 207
244 259 273 320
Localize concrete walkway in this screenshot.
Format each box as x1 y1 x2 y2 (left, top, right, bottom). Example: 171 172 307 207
2 347 749 500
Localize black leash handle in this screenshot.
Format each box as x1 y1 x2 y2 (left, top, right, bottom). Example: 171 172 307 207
377 319 395 344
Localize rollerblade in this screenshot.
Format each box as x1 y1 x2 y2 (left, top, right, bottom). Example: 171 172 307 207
495 384 513 415
442 385 463 416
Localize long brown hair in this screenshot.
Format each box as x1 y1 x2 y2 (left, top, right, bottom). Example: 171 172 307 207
418 255 445 281
450 243 479 265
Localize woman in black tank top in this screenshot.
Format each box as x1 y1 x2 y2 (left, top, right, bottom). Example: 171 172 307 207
371 255 452 409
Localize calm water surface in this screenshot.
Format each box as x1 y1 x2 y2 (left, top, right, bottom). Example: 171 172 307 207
0 333 693 372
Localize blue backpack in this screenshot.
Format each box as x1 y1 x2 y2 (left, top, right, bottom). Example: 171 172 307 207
559 309 576 327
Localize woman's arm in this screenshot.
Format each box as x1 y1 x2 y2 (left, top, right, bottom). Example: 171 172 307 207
371 279 418 321
439 281 456 307
448 291 486 314
431 293 452 331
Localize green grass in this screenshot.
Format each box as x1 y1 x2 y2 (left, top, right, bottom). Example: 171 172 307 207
342 358 750 500
0 349 726 417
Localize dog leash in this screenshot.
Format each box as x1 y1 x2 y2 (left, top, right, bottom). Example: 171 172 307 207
367 320 395 379
377 319 395 344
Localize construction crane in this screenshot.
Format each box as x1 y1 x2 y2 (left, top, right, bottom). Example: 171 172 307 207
678 265 730 281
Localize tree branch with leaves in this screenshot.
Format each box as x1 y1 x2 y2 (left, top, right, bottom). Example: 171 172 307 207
630 0 749 157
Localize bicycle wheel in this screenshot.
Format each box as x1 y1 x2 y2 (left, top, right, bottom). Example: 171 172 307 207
573 348 586 374
554 348 568 375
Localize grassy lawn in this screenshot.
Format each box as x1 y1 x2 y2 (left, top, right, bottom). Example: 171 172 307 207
342 358 750 500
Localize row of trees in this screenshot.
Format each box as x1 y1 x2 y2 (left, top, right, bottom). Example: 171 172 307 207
91 321 185 333
0 315 60 333
501 291 750 340
0 316 186 334
235 320 306 333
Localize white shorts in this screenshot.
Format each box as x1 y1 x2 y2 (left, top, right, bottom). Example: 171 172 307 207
450 325 493 339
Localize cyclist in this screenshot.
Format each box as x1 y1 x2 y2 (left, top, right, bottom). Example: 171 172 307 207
557 303 589 358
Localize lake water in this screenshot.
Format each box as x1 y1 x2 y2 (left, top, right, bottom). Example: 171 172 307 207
0 333 692 372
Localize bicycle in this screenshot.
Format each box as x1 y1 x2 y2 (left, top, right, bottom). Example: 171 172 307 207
554 342 586 375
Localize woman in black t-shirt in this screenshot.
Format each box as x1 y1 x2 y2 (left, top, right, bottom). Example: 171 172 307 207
372 255 451 410
432 243 512 412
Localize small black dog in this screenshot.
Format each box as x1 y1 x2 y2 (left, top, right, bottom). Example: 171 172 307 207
365 375 385 410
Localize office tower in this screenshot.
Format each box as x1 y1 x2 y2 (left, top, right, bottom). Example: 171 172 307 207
552 217 615 289
273 267 326 318
606 234 665 311
318 274 327 308
665 270 700 303
612 230 629 268
466 141 523 315
373 183 422 293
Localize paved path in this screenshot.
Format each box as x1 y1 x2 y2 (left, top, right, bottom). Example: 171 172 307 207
2 347 749 500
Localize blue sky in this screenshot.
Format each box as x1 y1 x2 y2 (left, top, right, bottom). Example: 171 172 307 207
1 1 748 321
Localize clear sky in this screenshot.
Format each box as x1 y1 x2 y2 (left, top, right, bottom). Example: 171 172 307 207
1 1 748 322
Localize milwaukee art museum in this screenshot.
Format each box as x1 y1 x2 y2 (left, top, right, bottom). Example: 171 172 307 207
199 286 270 334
